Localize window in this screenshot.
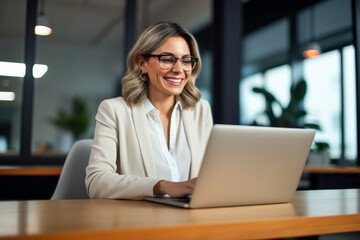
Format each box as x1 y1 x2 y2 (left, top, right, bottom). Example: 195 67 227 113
240 46 357 164
239 73 264 125
32 1 125 156
0 0 26 156
264 65 291 117
304 50 342 159
343 45 357 162
239 65 291 126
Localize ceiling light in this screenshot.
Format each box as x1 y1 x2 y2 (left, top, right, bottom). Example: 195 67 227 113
33 64 48 78
0 61 48 78
35 13 52 36
303 6 321 59
303 42 321 58
35 0 52 36
0 91 16 101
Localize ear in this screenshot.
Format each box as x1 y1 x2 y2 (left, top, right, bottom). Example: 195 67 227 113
137 55 147 73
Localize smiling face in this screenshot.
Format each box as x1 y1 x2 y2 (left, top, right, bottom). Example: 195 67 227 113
139 36 192 101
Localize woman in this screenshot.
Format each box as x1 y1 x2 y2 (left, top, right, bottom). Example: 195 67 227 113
85 22 213 200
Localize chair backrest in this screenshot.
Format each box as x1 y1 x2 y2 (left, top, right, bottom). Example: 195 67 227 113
51 139 93 200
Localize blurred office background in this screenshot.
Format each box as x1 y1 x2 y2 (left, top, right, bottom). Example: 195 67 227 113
0 0 359 199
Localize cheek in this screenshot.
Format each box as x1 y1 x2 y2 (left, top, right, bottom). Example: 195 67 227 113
154 67 167 76
185 72 192 81
148 67 164 80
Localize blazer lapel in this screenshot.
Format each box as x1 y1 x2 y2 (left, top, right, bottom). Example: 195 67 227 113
131 103 156 178
182 108 201 178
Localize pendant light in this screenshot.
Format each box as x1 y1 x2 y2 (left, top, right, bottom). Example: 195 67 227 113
303 6 321 58
35 0 52 36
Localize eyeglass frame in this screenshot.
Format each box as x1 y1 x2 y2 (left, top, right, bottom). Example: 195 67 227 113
141 54 199 71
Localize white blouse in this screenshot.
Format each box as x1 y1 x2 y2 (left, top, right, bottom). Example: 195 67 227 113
144 97 191 182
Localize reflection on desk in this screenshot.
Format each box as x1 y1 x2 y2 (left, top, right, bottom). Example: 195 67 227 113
0 189 360 240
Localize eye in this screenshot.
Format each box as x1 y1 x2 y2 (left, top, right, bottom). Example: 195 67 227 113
160 56 175 63
181 58 192 65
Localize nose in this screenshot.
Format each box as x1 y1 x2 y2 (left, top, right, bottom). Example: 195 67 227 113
171 59 183 72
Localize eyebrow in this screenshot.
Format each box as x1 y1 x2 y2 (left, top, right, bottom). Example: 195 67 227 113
158 52 192 57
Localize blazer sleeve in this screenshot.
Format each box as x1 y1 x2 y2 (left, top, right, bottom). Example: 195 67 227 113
85 99 159 200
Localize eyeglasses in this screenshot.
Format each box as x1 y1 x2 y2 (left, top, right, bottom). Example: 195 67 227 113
142 54 198 71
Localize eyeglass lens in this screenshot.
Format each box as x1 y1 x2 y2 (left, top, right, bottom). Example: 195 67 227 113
159 56 196 71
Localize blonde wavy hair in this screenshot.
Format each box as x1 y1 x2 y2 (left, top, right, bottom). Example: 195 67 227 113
122 22 202 108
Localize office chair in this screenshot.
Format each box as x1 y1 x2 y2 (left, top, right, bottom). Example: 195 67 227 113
51 139 93 200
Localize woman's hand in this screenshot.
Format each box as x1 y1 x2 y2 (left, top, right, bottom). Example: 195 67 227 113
153 178 197 197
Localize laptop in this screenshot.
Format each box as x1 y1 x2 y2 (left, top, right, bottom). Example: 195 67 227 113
145 124 315 209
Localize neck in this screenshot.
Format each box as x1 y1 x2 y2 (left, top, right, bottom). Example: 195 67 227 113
148 93 176 116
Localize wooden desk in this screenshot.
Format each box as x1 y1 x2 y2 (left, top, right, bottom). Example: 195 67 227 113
0 189 359 240
0 167 62 200
0 166 62 176
1 165 358 177
302 166 360 189
303 166 360 174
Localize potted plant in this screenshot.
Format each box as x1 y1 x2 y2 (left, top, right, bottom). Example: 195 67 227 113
307 141 331 166
49 97 90 152
252 79 320 129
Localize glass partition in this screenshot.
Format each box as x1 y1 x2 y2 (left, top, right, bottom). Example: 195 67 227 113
0 0 26 156
32 0 125 156
239 65 291 126
304 50 341 159
343 45 357 163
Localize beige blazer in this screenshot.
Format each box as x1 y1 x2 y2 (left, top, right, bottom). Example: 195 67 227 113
85 97 213 200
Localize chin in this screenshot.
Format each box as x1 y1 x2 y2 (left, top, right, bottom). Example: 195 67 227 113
168 87 185 96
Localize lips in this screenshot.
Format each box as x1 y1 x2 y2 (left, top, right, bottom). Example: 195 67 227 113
163 77 183 86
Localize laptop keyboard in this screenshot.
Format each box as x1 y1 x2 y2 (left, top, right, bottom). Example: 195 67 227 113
170 197 190 204
153 196 191 204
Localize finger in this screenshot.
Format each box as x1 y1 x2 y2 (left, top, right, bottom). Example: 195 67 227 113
189 178 197 184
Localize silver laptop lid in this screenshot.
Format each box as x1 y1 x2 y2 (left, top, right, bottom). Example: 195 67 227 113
189 125 315 208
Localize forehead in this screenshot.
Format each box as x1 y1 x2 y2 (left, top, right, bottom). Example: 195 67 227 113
153 36 191 55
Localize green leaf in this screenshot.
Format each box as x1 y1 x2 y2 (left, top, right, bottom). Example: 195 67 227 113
292 80 307 102
304 123 321 130
315 141 330 151
48 97 90 140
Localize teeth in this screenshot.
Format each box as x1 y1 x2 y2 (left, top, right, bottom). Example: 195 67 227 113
164 77 182 83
